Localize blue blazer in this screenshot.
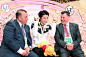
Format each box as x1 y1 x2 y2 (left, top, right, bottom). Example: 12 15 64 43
0 19 32 57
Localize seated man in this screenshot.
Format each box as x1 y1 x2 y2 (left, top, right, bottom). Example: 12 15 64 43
0 9 39 57
31 10 56 57
54 11 85 57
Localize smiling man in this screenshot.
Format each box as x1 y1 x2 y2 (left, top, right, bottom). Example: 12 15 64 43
55 11 85 57
31 10 56 57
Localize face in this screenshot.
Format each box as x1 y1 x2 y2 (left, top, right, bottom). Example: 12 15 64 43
40 15 49 25
60 13 70 25
18 11 28 25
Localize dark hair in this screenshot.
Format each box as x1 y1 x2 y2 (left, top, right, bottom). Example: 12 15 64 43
61 11 70 16
38 10 49 18
16 9 27 19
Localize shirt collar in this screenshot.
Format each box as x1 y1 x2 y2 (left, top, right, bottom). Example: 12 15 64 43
66 22 69 26
63 22 69 26
17 20 24 27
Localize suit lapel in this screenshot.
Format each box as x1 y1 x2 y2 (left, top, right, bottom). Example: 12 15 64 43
24 25 32 44
60 23 64 40
15 19 24 39
24 24 27 36
69 22 73 38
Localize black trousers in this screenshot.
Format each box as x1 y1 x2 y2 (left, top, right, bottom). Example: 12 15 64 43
57 47 85 57
32 47 55 57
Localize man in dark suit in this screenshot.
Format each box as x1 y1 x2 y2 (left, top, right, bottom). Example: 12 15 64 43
54 11 85 57
0 9 39 57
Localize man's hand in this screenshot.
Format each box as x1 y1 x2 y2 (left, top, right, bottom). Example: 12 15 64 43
21 47 30 56
66 43 74 51
25 47 30 54
52 18 57 23
35 17 39 21
21 50 28 56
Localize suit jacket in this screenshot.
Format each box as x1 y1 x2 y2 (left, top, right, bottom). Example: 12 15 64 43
55 22 82 50
0 19 32 57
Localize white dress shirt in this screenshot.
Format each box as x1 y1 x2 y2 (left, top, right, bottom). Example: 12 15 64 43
63 22 73 43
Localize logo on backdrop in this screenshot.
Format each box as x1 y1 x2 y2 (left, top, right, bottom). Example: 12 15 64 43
1 4 10 12
65 5 74 15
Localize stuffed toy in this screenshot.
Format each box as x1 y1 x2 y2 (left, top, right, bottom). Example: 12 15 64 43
37 41 56 56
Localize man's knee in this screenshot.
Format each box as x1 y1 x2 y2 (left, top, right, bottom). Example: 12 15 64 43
59 53 69 57
59 48 70 57
79 54 85 57
72 53 85 57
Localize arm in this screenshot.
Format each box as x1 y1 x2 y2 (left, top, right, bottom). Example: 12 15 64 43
54 26 66 48
73 24 81 49
27 25 32 46
49 23 56 37
31 21 38 37
3 21 21 52
49 18 56 37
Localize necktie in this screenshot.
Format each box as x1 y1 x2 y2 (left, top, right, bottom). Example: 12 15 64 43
64 24 69 37
21 25 27 48
21 25 25 36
